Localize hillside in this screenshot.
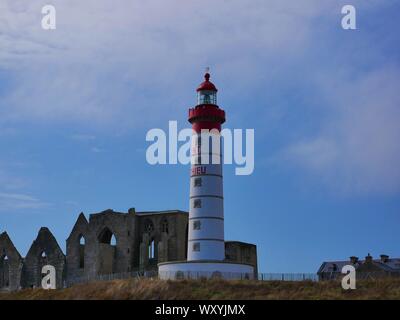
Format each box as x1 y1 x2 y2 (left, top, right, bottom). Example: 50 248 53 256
1 278 400 300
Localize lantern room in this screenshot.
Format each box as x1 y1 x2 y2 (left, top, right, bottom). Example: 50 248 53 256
196 73 218 106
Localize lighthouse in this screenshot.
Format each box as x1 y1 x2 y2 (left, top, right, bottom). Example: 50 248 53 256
187 72 225 261
158 72 255 279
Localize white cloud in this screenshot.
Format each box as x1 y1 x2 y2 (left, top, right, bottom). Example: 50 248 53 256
0 0 398 196
0 168 28 190
0 0 340 127
0 163 49 211
0 192 50 210
282 65 400 195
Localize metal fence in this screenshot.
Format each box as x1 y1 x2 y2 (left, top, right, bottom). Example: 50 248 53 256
65 270 319 287
258 273 319 282
65 270 400 287
65 270 158 287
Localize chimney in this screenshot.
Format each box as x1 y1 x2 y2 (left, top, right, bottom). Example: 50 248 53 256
350 256 359 264
365 253 373 263
380 254 389 263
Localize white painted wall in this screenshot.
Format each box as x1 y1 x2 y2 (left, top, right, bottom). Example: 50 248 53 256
159 262 254 280
189 197 223 219
190 175 223 198
189 218 224 240
187 240 225 261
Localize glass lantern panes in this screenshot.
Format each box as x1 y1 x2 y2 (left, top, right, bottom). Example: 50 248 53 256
198 90 217 105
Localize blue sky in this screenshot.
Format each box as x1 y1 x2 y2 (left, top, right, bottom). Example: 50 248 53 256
0 0 399 272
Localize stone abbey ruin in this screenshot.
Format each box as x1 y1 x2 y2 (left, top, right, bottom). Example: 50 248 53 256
0 208 257 291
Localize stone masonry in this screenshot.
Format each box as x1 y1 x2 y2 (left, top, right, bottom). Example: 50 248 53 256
0 208 258 291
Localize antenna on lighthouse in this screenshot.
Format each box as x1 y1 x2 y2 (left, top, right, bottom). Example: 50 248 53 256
205 67 210 73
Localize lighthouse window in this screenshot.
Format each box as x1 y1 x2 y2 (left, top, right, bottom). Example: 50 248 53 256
193 220 201 230
193 243 200 252
194 178 202 187
193 199 202 208
198 91 217 105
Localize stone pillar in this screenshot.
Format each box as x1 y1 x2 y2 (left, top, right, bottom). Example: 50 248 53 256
139 233 149 271
158 233 169 263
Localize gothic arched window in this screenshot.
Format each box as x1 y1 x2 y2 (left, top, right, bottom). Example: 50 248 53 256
144 220 154 234
39 251 48 266
78 235 85 269
161 219 169 234
149 239 155 259
98 228 117 246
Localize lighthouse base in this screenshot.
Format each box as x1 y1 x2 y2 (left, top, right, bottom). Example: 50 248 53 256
158 260 255 280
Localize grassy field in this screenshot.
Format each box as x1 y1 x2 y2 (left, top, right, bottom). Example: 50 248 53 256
1 278 400 300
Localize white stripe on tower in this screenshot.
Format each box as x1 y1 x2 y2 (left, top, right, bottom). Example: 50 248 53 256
187 133 225 261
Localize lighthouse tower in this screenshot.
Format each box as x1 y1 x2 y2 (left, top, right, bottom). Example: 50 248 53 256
187 72 225 261
158 72 254 279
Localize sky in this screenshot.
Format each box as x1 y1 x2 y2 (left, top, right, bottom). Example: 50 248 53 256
0 0 399 273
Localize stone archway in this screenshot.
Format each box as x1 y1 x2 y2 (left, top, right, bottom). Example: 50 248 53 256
97 228 117 275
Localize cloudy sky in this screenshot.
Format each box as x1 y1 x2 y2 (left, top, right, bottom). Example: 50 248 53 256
0 0 399 272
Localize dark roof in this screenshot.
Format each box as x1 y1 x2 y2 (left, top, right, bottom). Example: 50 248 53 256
318 257 400 273
136 210 188 216
225 240 257 247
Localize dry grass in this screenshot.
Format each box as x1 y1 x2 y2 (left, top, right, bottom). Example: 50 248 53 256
1 278 400 300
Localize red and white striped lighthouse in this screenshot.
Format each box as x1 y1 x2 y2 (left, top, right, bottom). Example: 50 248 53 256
158 71 254 279
187 72 226 261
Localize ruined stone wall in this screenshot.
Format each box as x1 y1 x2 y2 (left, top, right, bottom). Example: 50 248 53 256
225 241 258 277
66 213 89 280
0 232 23 291
66 209 188 278
66 209 137 279
2 209 257 289
137 211 188 270
21 228 65 289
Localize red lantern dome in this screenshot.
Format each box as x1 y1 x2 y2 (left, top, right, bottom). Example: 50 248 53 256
196 73 218 92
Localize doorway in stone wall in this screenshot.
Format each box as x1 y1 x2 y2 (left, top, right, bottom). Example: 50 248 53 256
98 228 117 275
